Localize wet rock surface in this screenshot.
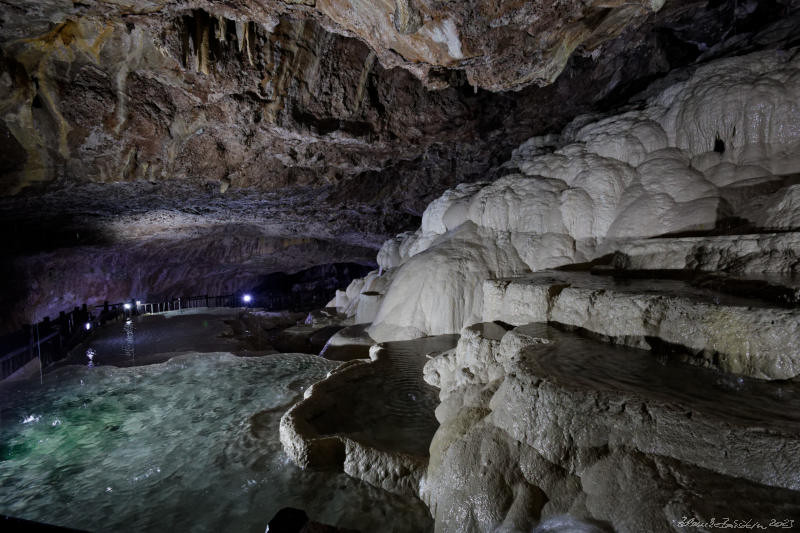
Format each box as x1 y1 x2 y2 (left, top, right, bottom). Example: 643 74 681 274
280 335 458 497
482 268 800 379
3 2 800 531
421 323 800 533
332 47 800 344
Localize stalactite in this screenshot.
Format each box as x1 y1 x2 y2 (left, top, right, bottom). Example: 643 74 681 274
180 10 258 74
215 15 226 43
235 20 244 53
233 19 255 66
244 21 254 66
181 18 191 69
353 51 376 115
198 18 210 74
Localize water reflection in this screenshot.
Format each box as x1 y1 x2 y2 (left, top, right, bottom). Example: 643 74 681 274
0 353 433 533
123 319 135 360
515 323 800 428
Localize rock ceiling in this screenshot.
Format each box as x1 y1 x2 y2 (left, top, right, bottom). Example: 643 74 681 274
1 0 799 325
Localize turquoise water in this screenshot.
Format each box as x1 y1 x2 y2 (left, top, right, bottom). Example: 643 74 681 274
0 353 433 532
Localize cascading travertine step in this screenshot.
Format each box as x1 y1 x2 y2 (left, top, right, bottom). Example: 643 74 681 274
421 323 800 533
280 335 458 498
605 232 800 273
482 269 800 379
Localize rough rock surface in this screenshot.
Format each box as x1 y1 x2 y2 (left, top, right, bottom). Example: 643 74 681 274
3 0 800 326
482 270 800 379
331 48 800 342
609 232 800 272
281 336 457 498
3 2 800 532
421 323 800 533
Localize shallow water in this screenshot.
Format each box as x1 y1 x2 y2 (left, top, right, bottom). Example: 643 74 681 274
516 323 800 430
378 335 461 454
59 312 241 368
341 335 460 457
0 353 433 532
505 270 794 309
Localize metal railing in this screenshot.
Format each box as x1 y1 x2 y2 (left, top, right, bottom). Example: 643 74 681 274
0 330 58 381
1 293 238 380
134 294 236 315
0 308 90 381
1 288 336 380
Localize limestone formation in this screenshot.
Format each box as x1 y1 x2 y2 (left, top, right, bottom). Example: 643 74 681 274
4 1 800 325
298 49 800 532
420 324 800 533
482 270 800 379
3 2 800 532
281 336 457 497
330 48 800 344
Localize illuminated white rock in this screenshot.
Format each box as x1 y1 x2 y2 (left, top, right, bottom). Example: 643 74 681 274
420 324 800 533
367 223 531 342
348 48 800 341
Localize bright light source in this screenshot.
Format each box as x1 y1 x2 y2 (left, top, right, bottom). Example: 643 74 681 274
136 300 141 305
85 322 91 331
242 294 252 304
123 303 131 310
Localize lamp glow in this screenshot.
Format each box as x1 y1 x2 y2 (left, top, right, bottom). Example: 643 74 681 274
242 294 252 304
136 300 141 305
85 322 91 331
123 303 131 310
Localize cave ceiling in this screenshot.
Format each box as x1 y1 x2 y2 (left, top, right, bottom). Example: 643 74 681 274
1 0 799 324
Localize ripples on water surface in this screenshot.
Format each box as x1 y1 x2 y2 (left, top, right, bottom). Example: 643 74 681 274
0 353 433 532
326 335 459 457
376 335 460 455
517 323 800 429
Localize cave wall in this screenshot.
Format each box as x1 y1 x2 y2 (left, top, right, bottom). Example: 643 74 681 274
5 0 798 202
2 0 800 328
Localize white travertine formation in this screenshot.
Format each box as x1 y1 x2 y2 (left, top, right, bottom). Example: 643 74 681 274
367 223 531 342
420 325 800 533
422 322 510 395
755 184 800 229
281 337 456 498
482 271 800 380
329 48 800 343
332 268 397 324
291 48 800 533
607 232 800 272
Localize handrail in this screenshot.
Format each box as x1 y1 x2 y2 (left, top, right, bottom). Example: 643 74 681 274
0 331 58 364
2 289 332 380
1 292 239 380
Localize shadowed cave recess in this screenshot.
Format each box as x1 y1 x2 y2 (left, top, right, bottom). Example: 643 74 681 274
1 0 800 532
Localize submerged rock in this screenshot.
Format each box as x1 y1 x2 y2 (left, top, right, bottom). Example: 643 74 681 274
281 336 457 498
267 507 361 532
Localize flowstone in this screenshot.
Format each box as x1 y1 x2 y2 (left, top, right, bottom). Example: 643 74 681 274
421 324 800 533
332 49 800 344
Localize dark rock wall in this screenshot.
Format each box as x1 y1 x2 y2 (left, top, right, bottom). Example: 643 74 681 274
249 262 375 311
1 0 799 329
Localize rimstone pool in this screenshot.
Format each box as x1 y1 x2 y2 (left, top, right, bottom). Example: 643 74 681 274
0 313 434 532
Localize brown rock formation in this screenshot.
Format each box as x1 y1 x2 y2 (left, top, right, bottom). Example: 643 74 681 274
1 0 799 325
